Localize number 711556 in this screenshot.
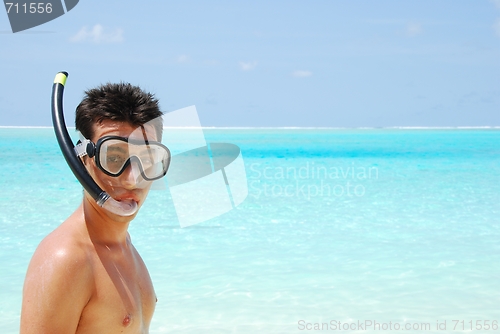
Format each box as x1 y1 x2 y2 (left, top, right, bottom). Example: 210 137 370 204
452 320 498 331
5 2 53 14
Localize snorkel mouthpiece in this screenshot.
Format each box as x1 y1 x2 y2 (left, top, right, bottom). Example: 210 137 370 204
102 198 137 215
51 72 138 217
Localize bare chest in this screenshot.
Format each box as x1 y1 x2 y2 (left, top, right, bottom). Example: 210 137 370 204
76 247 156 334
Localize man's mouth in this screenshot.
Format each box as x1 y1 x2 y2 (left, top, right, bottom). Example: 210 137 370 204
114 193 140 204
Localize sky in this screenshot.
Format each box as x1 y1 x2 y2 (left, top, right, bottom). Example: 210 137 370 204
1 0 499 127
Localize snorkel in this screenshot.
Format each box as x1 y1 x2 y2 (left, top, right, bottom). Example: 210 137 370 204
51 72 138 216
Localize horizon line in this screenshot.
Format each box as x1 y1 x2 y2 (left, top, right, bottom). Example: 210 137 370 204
1 126 500 130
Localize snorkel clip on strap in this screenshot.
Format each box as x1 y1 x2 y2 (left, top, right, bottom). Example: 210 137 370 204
74 139 95 158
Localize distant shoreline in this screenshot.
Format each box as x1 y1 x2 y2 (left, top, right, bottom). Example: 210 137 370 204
1 126 499 130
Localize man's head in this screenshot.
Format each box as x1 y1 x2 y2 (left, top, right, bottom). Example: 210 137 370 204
74 83 167 216
75 82 163 141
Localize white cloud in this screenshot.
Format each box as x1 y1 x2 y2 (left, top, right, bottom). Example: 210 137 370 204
292 70 312 78
239 61 257 71
493 18 500 37
406 22 423 37
70 24 123 44
177 55 189 63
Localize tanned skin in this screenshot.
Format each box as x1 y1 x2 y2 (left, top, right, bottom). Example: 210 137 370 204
21 121 157 334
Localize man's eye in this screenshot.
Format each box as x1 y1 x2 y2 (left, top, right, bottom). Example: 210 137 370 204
107 155 125 164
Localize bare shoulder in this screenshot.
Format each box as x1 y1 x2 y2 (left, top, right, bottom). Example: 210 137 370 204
20 211 94 334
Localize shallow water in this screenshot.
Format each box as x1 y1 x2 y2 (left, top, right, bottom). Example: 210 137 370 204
1 128 499 333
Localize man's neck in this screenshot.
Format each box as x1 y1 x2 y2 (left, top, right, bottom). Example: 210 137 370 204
82 197 134 247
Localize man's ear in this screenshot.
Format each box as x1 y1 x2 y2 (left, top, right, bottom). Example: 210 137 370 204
80 155 89 168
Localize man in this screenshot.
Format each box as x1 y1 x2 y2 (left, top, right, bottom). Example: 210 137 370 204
20 83 167 333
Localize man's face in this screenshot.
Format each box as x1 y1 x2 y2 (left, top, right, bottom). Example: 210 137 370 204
84 120 158 213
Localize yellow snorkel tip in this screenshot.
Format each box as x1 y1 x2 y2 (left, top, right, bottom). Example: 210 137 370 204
53 72 68 86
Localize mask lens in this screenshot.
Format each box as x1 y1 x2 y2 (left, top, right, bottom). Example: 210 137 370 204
97 136 170 180
132 143 170 179
99 139 130 175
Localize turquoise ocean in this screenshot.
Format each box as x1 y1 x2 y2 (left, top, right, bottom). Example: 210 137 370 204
1 128 499 333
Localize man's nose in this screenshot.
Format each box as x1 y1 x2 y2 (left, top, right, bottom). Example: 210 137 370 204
120 160 142 188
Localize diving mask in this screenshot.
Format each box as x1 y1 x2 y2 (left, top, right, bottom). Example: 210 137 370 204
75 135 171 181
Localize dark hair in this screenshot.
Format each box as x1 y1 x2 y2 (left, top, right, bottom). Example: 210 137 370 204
75 83 163 140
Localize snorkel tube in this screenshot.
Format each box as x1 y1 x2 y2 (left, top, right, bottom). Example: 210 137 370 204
51 72 138 216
